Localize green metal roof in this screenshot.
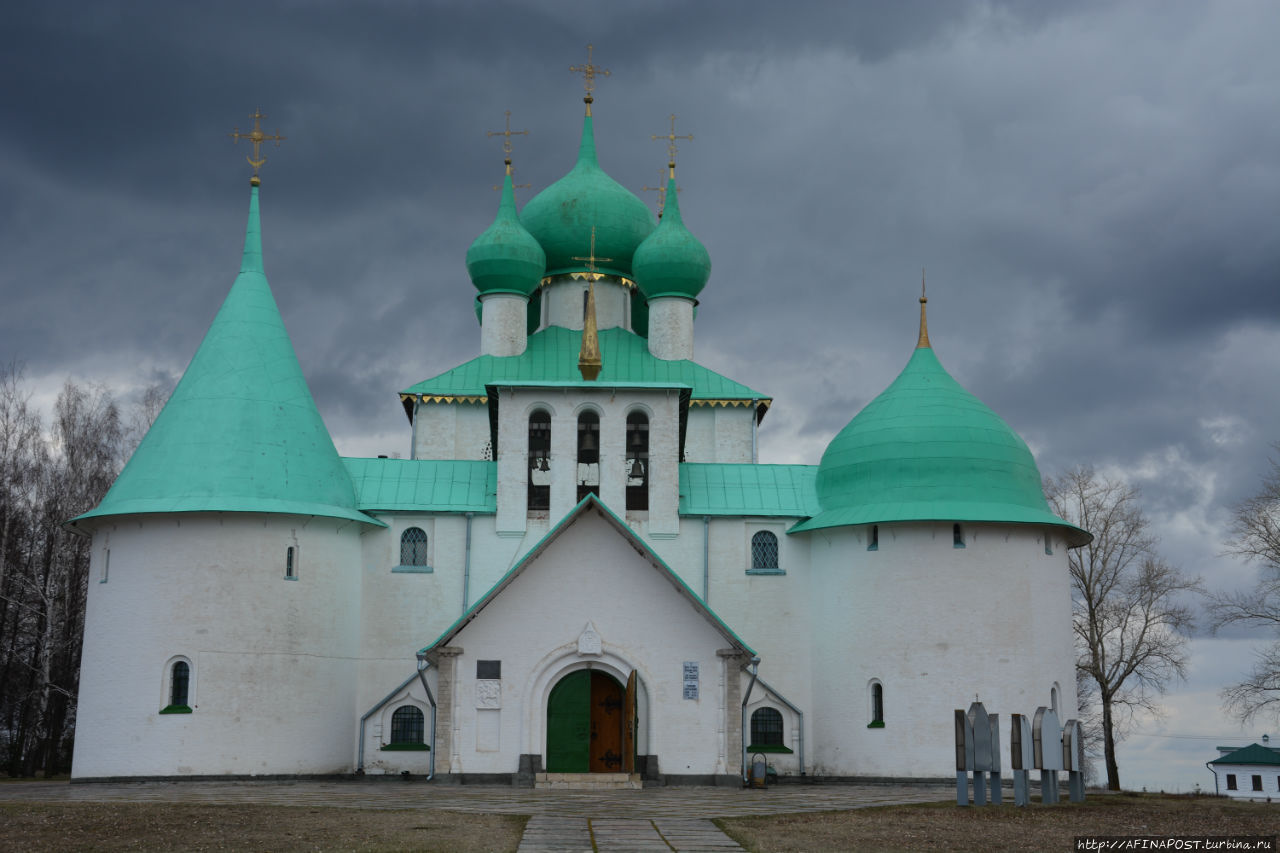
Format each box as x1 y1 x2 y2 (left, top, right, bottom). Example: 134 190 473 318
419 494 755 658
680 463 820 518
792 343 1088 545
1209 744 1280 766
467 170 545 296
402 326 768 405
76 186 377 528
344 458 496 513
633 173 711 300
519 113 655 279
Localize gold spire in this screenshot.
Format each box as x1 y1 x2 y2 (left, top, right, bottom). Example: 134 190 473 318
917 269 931 349
228 109 286 186
643 167 681 217
651 114 692 177
574 227 611 381
570 44 610 115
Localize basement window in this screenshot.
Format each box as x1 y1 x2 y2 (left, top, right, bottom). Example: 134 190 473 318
748 707 791 753
382 705 428 751
160 659 193 714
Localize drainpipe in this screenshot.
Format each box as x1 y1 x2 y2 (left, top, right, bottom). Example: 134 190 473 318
357 672 418 773
416 654 438 781
703 515 711 602
462 512 474 613
754 674 805 777
750 399 758 463
740 656 761 784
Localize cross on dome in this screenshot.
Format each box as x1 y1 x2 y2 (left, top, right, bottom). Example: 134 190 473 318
228 109 286 185
570 44 611 114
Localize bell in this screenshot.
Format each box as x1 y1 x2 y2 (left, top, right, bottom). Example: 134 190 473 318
629 457 645 479
538 455 550 472
580 430 597 452
629 430 643 448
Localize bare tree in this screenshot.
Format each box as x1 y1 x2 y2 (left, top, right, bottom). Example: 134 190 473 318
1212 451 1280 723
1045 467 1201 791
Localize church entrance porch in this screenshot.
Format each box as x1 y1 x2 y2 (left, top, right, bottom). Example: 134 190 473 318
546 669 637 774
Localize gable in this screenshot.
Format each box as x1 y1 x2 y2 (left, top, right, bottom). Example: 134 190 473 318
420 495 753 657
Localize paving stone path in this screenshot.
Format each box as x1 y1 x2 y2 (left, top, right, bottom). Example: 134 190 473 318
0 780 954 851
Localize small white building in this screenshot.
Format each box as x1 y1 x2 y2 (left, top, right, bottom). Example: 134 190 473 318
69 82 1088 785
1208 743 1280 801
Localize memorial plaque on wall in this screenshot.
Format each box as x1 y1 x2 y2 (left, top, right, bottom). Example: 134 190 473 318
683 661 699 700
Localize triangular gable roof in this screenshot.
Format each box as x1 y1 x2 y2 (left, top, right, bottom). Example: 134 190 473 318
1209 743 1280 766
418 493 755 658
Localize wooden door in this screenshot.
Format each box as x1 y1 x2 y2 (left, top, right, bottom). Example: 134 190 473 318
588 671 624 772
623 670 637 774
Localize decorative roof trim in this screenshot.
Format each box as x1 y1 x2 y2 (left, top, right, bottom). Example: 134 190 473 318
402 394 489 406
540 274 636 289
691 398 772 410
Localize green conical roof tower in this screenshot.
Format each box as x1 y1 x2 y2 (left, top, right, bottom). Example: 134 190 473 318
520 111 655 280
76 184 376 527
633 167 711 300
793 292 1088 544
467 165 546 296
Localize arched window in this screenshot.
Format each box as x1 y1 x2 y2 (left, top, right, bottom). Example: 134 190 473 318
626 411 649 511
400 527 428 566
285 546 296 579
528 410 551 511
869 681 885 727
953 523 965 548
390 706 425 745
577 410 600 502
868 524 879 551
750 707 784 747
170 661 190 707
751 531 779 570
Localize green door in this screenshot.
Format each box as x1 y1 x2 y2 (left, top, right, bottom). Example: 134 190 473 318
546 670 591 772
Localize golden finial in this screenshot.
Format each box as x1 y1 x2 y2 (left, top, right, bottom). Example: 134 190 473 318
228 109 286 185
643 167 683 218
570 44 610 115
575 227 609 381
917 268 931 349
651 114 692 177
487 110 528 162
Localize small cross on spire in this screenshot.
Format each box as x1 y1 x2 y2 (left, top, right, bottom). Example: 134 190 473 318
643 167 681 218
572 225 613 281
570 44 611 114
228 109 286 185
652 114 693 175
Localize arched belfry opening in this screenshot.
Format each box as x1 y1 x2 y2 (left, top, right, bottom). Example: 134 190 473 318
528 410 551 512
577 410 600 502
626 411 649 511
546 668 638 774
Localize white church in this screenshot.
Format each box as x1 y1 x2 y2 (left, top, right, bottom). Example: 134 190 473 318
69 72 1088 785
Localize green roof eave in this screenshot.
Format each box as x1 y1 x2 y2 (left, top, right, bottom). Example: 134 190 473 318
787 500 1090 545
344 458 497 514
402 326 767 404
679 463 821 518
72 499 382 528
418 493 755 658
1208 744 1280 766
488 380 692 391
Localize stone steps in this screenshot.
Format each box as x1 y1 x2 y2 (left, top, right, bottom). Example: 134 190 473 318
535 771 642 790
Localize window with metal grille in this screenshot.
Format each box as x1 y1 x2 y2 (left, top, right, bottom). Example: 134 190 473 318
400 527 429 566
171 661 189 707
750 707 784 746
751 531 779 569
390 706 424 745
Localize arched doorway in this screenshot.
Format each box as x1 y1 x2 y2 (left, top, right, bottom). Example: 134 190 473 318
546 669 636 773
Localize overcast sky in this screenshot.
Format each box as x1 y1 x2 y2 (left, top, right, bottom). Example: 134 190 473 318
4 1 1278 791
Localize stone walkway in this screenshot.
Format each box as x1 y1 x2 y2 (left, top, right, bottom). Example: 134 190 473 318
0 780 954 851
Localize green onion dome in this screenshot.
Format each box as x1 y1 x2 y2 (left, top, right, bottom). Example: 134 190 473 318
466 170 546 296
793 319 1088 545
520 114 655 280
633 172 711 300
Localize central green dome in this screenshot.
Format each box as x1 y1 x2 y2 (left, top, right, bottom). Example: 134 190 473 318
520 114 655 280
793 336 1087 544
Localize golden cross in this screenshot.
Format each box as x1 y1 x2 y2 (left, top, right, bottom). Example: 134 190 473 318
487 110 528 159
570 44 610 111
228 109 286 182
643 167 680 216
652 114 692 166
572 226 613 280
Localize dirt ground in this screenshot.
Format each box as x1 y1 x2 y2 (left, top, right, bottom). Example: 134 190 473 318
0 803 525 853
717 793 1280 852
0 792 1275 852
